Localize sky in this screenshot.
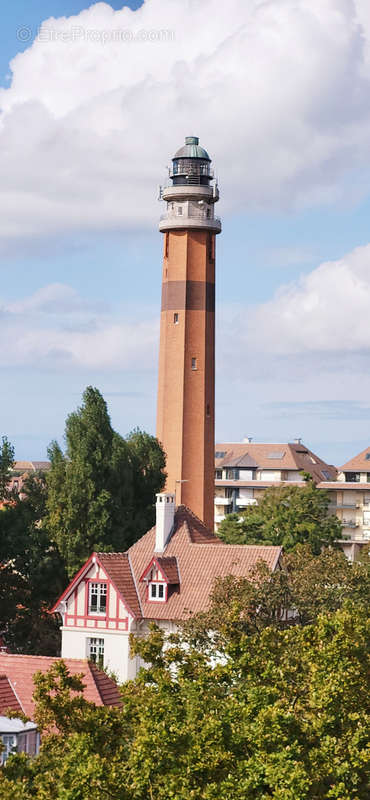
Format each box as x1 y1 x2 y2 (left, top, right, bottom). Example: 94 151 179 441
1 0 370 467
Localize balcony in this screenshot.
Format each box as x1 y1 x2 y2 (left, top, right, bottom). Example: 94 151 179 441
330 503 358 509
236 498 257 507
342 520 358 528
214 497 232 506
214 513 226 524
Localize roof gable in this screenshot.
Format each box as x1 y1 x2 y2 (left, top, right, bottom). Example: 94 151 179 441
51 551 142 620
140 556 180 585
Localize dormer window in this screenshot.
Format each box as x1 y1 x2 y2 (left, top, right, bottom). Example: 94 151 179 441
149 582 166 602
139 556 179 603
88 582 107 615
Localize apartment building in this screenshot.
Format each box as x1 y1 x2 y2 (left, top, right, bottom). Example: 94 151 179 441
317 446 370 561
214 439 337 528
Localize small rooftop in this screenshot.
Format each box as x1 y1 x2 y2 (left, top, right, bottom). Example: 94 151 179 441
173 135 211 161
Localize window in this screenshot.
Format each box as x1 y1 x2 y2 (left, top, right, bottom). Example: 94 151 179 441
345 473 360 483
365 453 370 460
88 637 104 667
206 403 210 416
226 469 239 480
322 470 331 480
1 735 16 764
206 207 210 218
88 582 107 615
177 206 183 215
215 469 222 479
215 451 226 459
174 313 179 324
149 583 166 602
191 357 197 370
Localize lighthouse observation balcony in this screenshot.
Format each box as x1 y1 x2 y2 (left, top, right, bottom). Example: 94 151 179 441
159 205 221 233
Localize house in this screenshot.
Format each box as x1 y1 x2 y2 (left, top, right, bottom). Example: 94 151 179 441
0 654 122 764
214 439 337 528
317 446 370 561
51 493 282 684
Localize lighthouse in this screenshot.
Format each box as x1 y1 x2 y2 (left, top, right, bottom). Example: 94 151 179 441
157 136 221 530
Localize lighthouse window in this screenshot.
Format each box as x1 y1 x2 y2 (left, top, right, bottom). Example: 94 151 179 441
206 208 210 218
191 358 197 370
177 206 183 215
174 313 179 324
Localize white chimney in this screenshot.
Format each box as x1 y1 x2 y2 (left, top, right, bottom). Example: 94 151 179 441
243 436 253 443
155 493 175 553
294 438 302 445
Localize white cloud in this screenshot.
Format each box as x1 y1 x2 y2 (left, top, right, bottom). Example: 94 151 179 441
1 0 370 242
245 243 370 355
0 283 158 369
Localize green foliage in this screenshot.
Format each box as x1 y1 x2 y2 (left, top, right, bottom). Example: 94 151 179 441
0 472 66 654
218 478 342 553
1 603 368 799
182 544 370 652
0 436 14 501
46 386 166 576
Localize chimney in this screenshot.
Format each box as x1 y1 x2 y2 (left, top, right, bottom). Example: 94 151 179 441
243 436 253 444
294 438 302 445
155 493 175 553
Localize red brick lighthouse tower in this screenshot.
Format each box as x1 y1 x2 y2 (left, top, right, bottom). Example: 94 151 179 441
157 136 221 530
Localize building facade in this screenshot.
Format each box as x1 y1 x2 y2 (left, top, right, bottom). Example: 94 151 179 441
157 136 221 531
52 494 282 684
214 439 337 528
317 446 370 560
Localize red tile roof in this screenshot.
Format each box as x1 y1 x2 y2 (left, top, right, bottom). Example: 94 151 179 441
215 442 337 483
339 447 370 472
156 557 179 584
0 655 121 719
52 507 282 626
127 506 281 621
0 675 22 714
97 553 142 618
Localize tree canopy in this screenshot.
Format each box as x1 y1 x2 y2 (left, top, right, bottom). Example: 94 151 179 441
1 598 368 800
46 386 166 577
0 388 166 652
218 476 342 553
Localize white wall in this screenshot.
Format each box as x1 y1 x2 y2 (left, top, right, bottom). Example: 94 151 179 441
61 627 138 684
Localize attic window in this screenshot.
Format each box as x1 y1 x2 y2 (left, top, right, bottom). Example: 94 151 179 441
322 470 331 480
366 453 370 460
267 452 285 459
149 582 166 602
215 451 226 459
88 582 107 615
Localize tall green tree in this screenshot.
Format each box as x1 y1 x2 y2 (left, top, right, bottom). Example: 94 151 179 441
218 476 342 553
46 387 166 576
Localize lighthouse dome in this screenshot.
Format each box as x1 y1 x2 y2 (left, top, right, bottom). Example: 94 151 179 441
173 136 211 161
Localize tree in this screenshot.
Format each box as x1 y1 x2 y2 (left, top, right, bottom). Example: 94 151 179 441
0 471 66 654
46 387 166 577
182 544 370 651
1 602 368 799
0 436 14 501
218 476 342 553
